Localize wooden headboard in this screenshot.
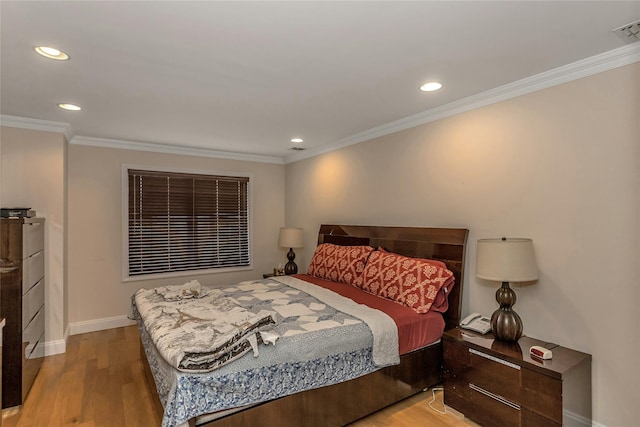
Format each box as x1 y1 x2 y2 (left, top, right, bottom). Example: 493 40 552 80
317 224 469 330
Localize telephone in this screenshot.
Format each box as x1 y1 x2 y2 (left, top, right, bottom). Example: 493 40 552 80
460 313 492 334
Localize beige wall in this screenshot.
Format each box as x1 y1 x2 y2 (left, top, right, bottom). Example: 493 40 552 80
285 63 640 426
67 144 285 328
0 126 67 352
1 61 637 426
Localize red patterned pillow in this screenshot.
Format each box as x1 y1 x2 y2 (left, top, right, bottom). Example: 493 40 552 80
307 244 374 285
377 246 447 269
375 247 453 312
358 251 454 314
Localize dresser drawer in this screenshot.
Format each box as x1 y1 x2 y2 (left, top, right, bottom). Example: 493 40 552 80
22 331 44 402
22 221 44 259
23 307 44 356
22 250 44 292
24 330 44 361
23 279 45 331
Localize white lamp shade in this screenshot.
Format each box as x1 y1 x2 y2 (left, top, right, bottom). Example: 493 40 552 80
476 238 538 282
278 227 304 248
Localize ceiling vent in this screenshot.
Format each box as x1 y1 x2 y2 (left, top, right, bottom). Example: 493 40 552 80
612 20 640 43
290 146 306 151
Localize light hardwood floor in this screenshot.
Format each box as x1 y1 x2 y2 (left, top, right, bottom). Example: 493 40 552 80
2 326 477 427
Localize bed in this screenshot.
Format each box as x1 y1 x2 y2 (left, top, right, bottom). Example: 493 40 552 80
137 224 468 427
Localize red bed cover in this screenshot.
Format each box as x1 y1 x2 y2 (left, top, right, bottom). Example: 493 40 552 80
294 274 445 355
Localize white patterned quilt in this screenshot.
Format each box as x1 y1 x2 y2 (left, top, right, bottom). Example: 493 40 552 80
135 280 276 372
134 275 400 427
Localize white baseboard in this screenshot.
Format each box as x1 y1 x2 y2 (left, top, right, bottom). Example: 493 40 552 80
32 316 135 358
564 409 606 427
68 315 136 336
29 338 66 358
44 338 66 356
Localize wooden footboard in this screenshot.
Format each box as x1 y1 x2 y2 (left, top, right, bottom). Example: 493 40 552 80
142 338 443 427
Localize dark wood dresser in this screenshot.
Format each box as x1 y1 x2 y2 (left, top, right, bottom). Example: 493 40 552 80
443 327 591 427
0 217 45 409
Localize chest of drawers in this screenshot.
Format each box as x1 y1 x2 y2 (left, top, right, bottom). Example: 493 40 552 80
443 328 591 427
0 217 46 408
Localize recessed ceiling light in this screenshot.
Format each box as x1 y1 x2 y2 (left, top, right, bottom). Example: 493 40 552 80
420 82 442 92
34 46 69 60
57 103 81 111
291 138 303 143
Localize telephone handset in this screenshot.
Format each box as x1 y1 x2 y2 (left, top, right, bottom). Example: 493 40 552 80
460 312 492 334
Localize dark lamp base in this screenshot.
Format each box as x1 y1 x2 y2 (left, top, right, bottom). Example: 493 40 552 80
491 308 523 341
492 282 523 342
284 248 298 275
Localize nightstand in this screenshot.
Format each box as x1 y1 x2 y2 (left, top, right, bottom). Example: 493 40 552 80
443 328 591 427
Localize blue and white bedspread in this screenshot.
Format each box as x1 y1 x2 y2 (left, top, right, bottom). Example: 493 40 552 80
134 275 399 427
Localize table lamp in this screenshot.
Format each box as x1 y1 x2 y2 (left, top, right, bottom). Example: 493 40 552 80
278 227 304 275
476 238 538 342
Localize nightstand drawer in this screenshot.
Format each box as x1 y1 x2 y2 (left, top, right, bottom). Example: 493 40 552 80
445 339 523 402
448 382 521 427
467 347 522 401
445 384 561 427
522 408 560 427
444 337 469 362
522 367 562 422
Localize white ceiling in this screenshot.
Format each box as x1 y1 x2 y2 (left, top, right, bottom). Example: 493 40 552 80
1 1 638 162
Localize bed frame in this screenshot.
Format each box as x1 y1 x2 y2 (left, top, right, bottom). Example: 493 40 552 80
142 224 468 426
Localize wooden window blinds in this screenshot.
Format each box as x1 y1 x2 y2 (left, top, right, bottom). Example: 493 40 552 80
127 169 250 276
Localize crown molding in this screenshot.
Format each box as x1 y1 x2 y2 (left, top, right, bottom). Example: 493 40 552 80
70 135 285 165
285 43 640 164
0 115 284 164
0 114 73 141
3 43 638 166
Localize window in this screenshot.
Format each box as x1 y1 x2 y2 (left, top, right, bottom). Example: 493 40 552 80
126 168 250 278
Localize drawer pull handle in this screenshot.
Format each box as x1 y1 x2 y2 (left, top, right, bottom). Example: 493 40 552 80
469 348 521 370
469 383 521 410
